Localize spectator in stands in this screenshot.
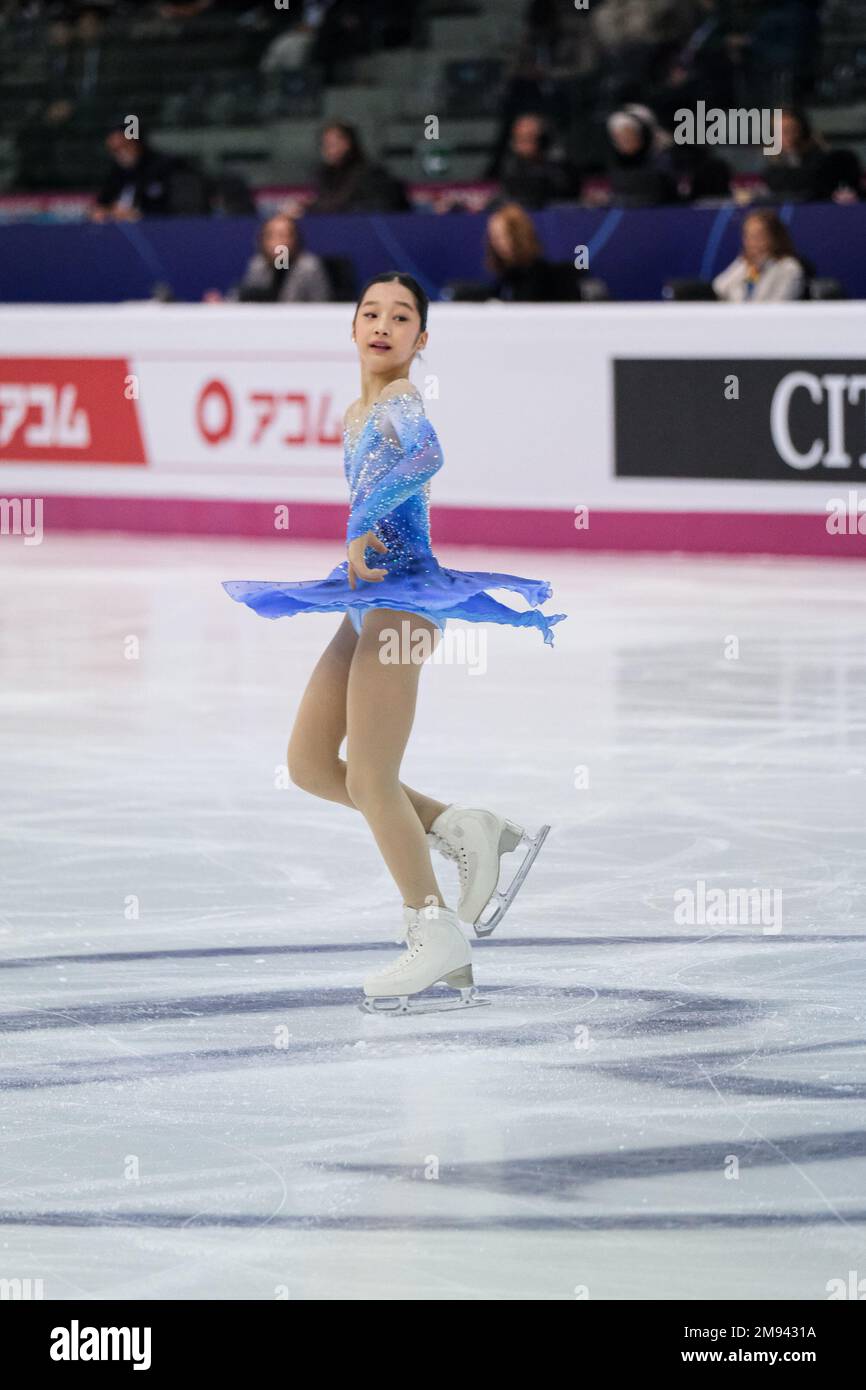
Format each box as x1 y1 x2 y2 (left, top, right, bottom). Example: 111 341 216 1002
260 1 326 73
650 0 735 122
74 3 108 93
307 0 369 85
605 104 679 207
483 202 560 301
761 108 862 204
227 214 332 302
712 210 805 301
746 0 823 104
677 147 731 204
322 0 420 57
591 0 699 103
517 0 601 85
21 4 108 130
17 16 73 125
591 0 699 52
305 121 409 214
90 121 191 220
493 113 579 210
485 7 598 184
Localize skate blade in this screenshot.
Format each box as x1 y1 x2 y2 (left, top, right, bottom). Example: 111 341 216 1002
472 823 550 938
360 986 490 1016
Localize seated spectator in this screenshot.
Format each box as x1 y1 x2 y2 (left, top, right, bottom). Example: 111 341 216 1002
746 0 822 104
485 1 600 182
307 0 370 85
484 202 560 301
20 4 108 131
90 121 194 221
650 0 735 123
605 104 679 207
591 0 699 53
260 1 325 72
493 112 580 210
712 210 805 302
762 108 862 204
229 214 332 302
13 18 81 191
681 148 731 203
591 0 699 104
305 121 409 214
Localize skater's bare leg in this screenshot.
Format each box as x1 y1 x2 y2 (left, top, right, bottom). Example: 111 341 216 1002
345 608 446 910
287 612 448 830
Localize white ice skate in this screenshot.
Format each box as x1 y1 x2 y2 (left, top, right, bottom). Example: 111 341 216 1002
360 902 488 1015
427 804 550 937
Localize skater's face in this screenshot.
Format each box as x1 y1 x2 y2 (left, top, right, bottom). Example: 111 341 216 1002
352 281 427 374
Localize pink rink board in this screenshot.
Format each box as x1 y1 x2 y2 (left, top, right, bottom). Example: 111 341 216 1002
4 494 866 557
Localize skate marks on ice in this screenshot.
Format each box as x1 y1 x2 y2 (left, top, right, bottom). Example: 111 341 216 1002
323 1130 866 1220
2 546 866 1293
0 965 765 1042
1 929 862 973
2 1200 866 1233
2 974 863 1107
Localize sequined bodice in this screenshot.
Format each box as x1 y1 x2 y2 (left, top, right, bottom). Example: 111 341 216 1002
343 389 443 575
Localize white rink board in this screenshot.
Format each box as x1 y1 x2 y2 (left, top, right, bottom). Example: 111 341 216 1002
2 302 866 514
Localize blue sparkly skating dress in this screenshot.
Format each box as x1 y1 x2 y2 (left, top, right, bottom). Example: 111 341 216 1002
222 386 567 646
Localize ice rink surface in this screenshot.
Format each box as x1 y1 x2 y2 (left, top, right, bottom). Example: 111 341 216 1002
1 534 864 1301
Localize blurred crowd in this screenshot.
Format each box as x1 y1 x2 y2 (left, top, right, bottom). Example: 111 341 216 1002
1 0 861 303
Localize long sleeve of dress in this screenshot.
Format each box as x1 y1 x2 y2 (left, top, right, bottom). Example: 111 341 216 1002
346 390 443 543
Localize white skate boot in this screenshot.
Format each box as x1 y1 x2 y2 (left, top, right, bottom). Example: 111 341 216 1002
427 805 550 937
361 902 488 1015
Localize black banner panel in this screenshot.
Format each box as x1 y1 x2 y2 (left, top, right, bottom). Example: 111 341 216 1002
614 359 866 481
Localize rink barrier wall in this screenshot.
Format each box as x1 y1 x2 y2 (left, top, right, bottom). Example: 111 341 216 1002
6 495 866 558
2 303 866 557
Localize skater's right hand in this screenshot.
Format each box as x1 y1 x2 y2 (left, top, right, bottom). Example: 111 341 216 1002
347 531 388 587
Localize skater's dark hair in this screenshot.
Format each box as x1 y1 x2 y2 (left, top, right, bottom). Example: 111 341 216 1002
354 272 429 333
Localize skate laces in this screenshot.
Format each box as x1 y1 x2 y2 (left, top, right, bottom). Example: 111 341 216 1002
432 831 458 863
455 847 469 886
381 918 424 976
445 838 470 888
433 824 469 886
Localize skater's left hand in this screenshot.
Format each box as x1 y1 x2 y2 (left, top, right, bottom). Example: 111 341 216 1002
347 532 388 587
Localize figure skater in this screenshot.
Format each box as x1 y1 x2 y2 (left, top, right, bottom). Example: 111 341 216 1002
222 271 566 1013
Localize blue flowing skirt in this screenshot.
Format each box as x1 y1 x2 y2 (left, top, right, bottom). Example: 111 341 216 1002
222 555 567 647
